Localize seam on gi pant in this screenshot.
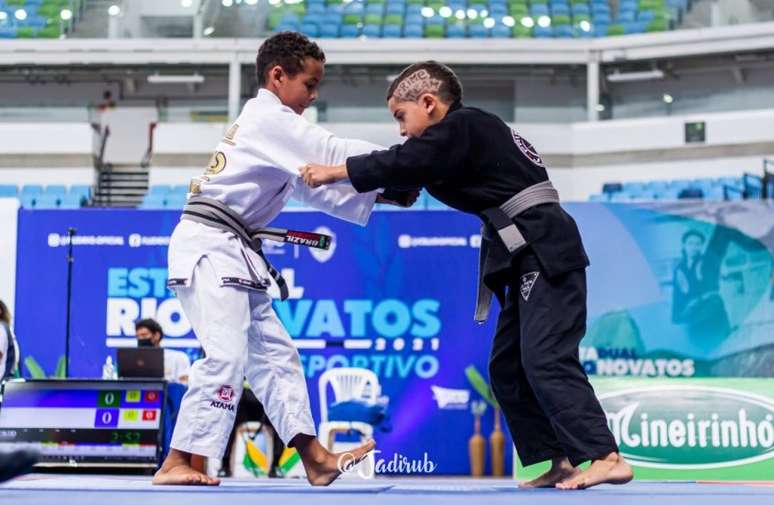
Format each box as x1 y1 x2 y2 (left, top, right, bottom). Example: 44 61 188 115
248 294 313 445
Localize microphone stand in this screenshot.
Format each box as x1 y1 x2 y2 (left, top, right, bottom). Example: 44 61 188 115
64 227 76 378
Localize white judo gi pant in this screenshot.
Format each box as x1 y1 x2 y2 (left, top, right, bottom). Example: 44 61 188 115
168 224 315 460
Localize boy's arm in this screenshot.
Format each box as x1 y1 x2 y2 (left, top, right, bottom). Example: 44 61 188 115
301 115 470 192
257 107 383 224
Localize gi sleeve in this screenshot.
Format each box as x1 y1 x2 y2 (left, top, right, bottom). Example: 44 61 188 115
346 114 470 193
291 181 377 226
257 106 381 225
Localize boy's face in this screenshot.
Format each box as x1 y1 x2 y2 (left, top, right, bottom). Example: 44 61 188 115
388 94 443 138
269 56 324 115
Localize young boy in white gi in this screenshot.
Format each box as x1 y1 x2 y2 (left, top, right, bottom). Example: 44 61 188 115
153 33 409 486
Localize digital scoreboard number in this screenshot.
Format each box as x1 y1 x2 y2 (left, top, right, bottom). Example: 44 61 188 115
0 380 165 468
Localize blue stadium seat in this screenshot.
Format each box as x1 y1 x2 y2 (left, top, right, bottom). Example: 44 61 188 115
592 23 609 36
383 24 402 37
0 27 17 39
20 194 37 208
343 2 365 14
490 5 508 17
406 4 422 16
404 24 422 37
588 194 609 202
303 13 324 25
492 25 511 38
58 195 83 209
446 24 465 38
35 194 59 209
618 11 636 23
69 185 92 201
555 25 574 37
322 13 342 24
171 185 189 194
149 185 171 195
572 4 590 16
300 23 320 37
320 23 340 37
386 4 405 15
0 185 18 197
533 25 554 38
308 4 326 15
550 4 570 17
363 24 382 37
340 24 359 37
140 194 166 209
21 185 43 195
530 4 550 16
638 10 657 23
164 194 187 209
366 4 384 15
469 24 489 38
45 185 67 195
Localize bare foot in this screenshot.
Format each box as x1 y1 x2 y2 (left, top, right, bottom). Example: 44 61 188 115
153 449 220 486
555 452 632 490
519 457 580 488
294 435 376 486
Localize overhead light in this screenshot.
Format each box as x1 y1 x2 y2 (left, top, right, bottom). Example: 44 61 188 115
421 7 434 17
108 5 121 16
0 12 8 21
579 20 591 32
607 69 665 82
203 26 215 36
502 16 515 28
537 15 551 27
596 104 606 112
439 6 452 18
222 0 233 6
15 9 27 21
467 9 478 20
521 16 534 28
60 9 73 20
663 94 674 104
147 73 206 84
455 9 466 20
245 0 258 4
483 17 495 29
181 0 193 7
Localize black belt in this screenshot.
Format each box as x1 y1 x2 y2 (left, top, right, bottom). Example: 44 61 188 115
181 196 332 300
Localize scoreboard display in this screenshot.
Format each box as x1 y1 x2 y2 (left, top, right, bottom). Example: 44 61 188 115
0 380 165 467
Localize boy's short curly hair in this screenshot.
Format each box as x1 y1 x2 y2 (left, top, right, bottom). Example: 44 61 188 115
256 32 326 86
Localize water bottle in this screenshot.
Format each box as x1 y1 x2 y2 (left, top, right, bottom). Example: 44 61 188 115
102 355 116 380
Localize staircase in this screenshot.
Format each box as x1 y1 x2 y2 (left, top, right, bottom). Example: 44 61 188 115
71 0 115 38
91 164 149 207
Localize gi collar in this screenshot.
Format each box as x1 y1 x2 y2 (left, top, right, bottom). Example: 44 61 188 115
449 100 463 113
256 88 282 104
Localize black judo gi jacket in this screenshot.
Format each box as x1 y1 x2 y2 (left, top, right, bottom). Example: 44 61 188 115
346 101 589 312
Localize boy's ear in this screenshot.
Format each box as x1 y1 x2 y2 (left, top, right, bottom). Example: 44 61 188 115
269 65 285 84
421 93 437 115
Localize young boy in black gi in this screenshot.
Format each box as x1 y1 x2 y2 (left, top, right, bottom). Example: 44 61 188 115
301 61 633 490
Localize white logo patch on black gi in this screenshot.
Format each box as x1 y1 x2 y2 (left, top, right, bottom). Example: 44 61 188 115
511 130 545 168
520 271 540 301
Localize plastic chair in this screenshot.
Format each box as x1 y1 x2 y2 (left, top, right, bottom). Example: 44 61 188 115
0 185 18 197
317 367 380 477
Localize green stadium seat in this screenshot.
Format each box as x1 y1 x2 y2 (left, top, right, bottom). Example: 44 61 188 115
384 14 403 25
608 24 625 35
343 14 363 25
647 18 669 31
553 14 571 26
512 24 532 38
364 14 383 25
424 24 444 38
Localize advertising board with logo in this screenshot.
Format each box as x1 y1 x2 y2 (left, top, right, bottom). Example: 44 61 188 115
14 201 774 475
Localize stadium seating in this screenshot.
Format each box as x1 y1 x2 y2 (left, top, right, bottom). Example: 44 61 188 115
0 0 80 39
0 183 91 208
589 176 747 202
267 0 685 38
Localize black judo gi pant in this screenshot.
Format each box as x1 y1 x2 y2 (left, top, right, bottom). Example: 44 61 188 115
488 249 618 467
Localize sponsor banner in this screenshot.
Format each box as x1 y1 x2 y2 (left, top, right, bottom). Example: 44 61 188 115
515 377 774 481
13 202 774 474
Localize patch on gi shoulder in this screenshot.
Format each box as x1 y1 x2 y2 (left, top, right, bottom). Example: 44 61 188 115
205 151 227 175
220 276 267 290
167 278 188 287
511 129 545 168
222 123 239 146
520 271 540 302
